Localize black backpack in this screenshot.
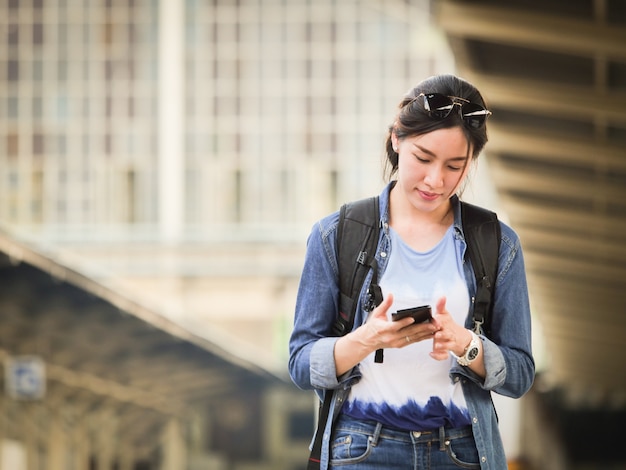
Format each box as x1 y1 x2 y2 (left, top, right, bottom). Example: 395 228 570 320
307 195 501 470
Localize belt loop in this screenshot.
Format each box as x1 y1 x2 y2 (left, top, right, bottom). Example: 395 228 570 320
438 426 446 451
370 422 383 447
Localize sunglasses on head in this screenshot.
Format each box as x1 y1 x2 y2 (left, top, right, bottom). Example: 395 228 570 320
416 93 492 129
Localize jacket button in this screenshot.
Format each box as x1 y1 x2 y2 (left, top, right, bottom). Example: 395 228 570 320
380 252 387 258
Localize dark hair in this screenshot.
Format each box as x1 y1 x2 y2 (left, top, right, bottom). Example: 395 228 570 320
384 74 489 179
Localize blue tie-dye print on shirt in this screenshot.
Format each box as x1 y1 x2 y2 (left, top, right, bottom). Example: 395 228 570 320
343 226 472 431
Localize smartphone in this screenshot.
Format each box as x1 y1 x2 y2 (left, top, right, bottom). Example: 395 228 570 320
391 305 432 324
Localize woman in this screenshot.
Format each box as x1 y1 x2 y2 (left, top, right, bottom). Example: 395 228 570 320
289 74 534 469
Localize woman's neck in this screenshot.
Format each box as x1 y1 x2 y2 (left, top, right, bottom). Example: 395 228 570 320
388 187 454 251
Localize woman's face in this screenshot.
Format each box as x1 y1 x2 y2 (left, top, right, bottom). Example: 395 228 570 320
392 126 473 214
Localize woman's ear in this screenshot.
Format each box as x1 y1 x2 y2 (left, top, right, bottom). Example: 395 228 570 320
391 132 399 152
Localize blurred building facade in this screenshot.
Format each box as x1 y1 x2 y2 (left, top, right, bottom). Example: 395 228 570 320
1 0 451 232
0 0 454 354
0 1 457 469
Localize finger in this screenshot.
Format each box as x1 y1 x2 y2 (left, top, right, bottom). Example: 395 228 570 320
436 296 447 315
400 321 438 336
429 351 450 361
430 337 451 360
430 297 447 330
371 292 394 320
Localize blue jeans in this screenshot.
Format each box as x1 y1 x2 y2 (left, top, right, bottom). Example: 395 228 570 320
330 414 480 469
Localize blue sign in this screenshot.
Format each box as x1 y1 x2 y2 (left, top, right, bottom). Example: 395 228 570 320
5 356 46 400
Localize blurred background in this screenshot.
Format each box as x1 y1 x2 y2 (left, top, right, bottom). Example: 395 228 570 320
1 0 625 469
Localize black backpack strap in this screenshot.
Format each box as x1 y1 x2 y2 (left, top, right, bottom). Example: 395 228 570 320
333 196 381 336
307 196 381 470
307 389 333 469
460 201 501 336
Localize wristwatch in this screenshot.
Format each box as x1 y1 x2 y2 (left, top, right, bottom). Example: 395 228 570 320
455 332 481 367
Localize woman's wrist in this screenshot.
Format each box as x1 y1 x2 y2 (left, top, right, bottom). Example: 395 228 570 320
334 329 374 376
454 329 474 357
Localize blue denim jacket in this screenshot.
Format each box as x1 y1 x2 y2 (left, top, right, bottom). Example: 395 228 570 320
288 182 535 470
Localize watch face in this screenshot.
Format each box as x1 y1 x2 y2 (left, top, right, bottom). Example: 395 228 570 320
467 347 479 361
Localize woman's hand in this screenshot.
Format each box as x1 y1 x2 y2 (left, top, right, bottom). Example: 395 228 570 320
430 297 471 360
357 294 440 350
430 297 486 377
334 293 438 376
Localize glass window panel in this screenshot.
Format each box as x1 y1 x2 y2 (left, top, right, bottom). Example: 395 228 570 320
33 133 44 155
58 60 67 81
58 135 67 155
82 97 90 118
8 60 19 81
7 133 19 156
82 134 89 154
46 134 57 154
57 95 68 118
105 133 112 154
8 97 19 118
8 25 19 46
33 24 44 45
8 171 19 189
33 97 43 118
33 61 44 81
58 24 67 45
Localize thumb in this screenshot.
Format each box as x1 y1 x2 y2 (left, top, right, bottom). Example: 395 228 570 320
372 292 394 320
436 296 447 315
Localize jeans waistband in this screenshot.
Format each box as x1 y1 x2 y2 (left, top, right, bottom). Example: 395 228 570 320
336 414 473 447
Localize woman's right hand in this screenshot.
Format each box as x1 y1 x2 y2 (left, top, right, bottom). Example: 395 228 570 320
334 294 437 376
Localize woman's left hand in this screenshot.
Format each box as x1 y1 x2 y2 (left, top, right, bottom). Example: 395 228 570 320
429 297 473 361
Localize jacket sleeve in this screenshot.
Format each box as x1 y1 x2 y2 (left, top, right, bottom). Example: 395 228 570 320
288 215 361 391
454 223 535 398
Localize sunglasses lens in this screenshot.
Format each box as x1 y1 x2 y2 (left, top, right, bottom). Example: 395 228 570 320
424 93 454 119
419 93 490 129
461 102 489 129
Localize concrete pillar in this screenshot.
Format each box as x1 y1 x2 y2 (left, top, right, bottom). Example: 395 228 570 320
158 0 185 243
0 397 4 470
47 412 66 470
24 406 39 470
117 446 135 470
69 406 91 470
94 409 117 470
161 418 186 470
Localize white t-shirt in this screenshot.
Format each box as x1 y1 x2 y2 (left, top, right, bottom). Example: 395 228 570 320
342 225 472 431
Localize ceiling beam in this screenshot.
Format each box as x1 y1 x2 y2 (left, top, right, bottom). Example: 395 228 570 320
0 348 186 415
498 195 626 235
523 251 626 285
528 275 626 302
471 75 626 123
489 160 625 207
437 1 626 61
487 125 626 172
538 306 626 336
516 226 623 261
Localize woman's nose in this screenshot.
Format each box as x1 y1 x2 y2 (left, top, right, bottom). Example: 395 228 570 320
424 166 444 188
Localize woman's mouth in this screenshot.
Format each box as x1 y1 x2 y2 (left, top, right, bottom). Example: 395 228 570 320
418 189 440 201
